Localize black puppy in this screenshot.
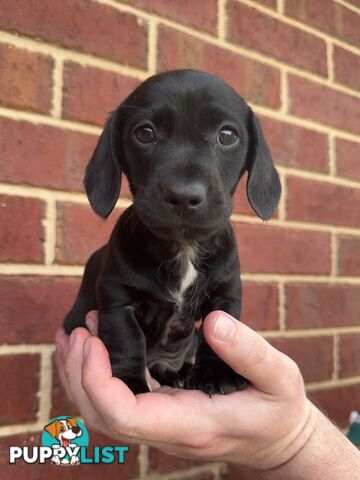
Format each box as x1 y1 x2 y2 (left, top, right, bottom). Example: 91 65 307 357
64 69 281 396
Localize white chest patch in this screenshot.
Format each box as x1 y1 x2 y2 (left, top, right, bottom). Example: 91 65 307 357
169 244 198 310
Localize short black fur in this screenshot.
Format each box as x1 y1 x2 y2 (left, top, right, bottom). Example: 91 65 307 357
64 70 281 395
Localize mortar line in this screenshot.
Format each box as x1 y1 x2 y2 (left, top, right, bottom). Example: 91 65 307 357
138 444 150 478
331 231 339 277
332 333 340 380
37 349 54 424
277 0 284 14
261 326 360 339
280 69 289 114
328 133 337 176
147 19 158 75
276 166 360 189
217 0 227 40
334 0 360 14
277 170 287 220
305 375 360 392
326 41 335 83
0 344 55 354
51 57 64 118
2 11 360 100
278 281 286 331
43 199 57 266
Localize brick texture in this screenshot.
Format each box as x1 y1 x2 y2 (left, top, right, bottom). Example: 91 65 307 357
286 176 360 227
0 195 45 263
339 333 360 378
0 117 97 190
285 0 360 47
338 236 360 276
269 336 334 382
289 75 360 134
233 223 331 274
0 276 81 343
336 139 360 181
334 46 360 91
286 284 360 329
62 62 141 126
0 0 148 68
227 1 327 76
56 202 122 265
0 43 53 114
0 1 360 477
308 385 360 428
123 0 218 34
157 27 281 109
0 354 40 425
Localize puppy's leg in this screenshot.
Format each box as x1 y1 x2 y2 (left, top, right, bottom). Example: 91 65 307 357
63 247 105 334
186 294 249 395
98 305 149 394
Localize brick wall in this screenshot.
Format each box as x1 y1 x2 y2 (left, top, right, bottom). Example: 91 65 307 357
0 0 359 478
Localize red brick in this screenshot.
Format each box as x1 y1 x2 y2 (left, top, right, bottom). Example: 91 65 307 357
289 75 360 134
285 0 360 47
334 46 360 91
0 276 81 343
253 0 277 8
0 43 53 113
260 116 329 172
269 336 333 383
0 0 148 68
286 284 360 329
157 27 281 109
0 195 45 263
338 236 360 276
227 1 327 76
62 62 140 126
308 384 360 428
149 447 201 473
0 354 39 425
287 176 360 228
339 333 360 378
233 222 331 274
0 117 97 190
56 202 123 265
336 139 360 181
242 282 279 330
123 0 218 33
0 431 140 479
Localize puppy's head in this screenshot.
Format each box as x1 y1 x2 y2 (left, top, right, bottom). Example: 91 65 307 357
84 70 281 240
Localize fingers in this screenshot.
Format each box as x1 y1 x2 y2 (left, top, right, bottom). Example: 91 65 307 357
85 310 99 336
203 311 303 397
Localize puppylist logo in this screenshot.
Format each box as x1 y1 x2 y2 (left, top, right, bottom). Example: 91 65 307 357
9 416 129 466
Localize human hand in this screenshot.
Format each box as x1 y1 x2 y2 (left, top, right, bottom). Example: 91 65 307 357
55 310 315 469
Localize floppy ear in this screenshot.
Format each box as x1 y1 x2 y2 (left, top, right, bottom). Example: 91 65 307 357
67 417 77 428
84 109 123 218
246 110 281 220
44 420 60 438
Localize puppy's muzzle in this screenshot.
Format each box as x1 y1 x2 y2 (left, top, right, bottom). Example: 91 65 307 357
162 181 207 215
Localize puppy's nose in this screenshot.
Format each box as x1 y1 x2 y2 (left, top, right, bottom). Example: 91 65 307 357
162 182 206 211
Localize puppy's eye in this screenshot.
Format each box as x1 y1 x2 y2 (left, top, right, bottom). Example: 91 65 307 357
218 127 238 146
134 125 155 144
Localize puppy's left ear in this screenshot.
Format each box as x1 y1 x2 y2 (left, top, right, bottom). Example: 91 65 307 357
84 108 123 219
246 110 281 220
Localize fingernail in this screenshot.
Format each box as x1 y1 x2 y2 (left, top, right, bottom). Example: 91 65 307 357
69 331 76 347
213 313 236 342
83 339 91 359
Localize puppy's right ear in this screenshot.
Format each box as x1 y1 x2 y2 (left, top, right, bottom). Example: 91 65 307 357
84 109 123 218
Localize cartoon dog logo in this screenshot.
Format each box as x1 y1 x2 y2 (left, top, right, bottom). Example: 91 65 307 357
44 417 82 465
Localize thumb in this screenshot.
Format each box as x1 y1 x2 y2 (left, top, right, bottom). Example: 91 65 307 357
203 311 302 397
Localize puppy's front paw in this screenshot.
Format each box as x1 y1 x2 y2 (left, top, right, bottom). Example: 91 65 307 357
121 375 150 394
185 364 249 396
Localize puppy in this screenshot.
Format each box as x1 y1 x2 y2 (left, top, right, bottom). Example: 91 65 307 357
64 69 281 395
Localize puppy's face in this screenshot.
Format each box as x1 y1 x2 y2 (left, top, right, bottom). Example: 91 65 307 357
85 70 281 240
